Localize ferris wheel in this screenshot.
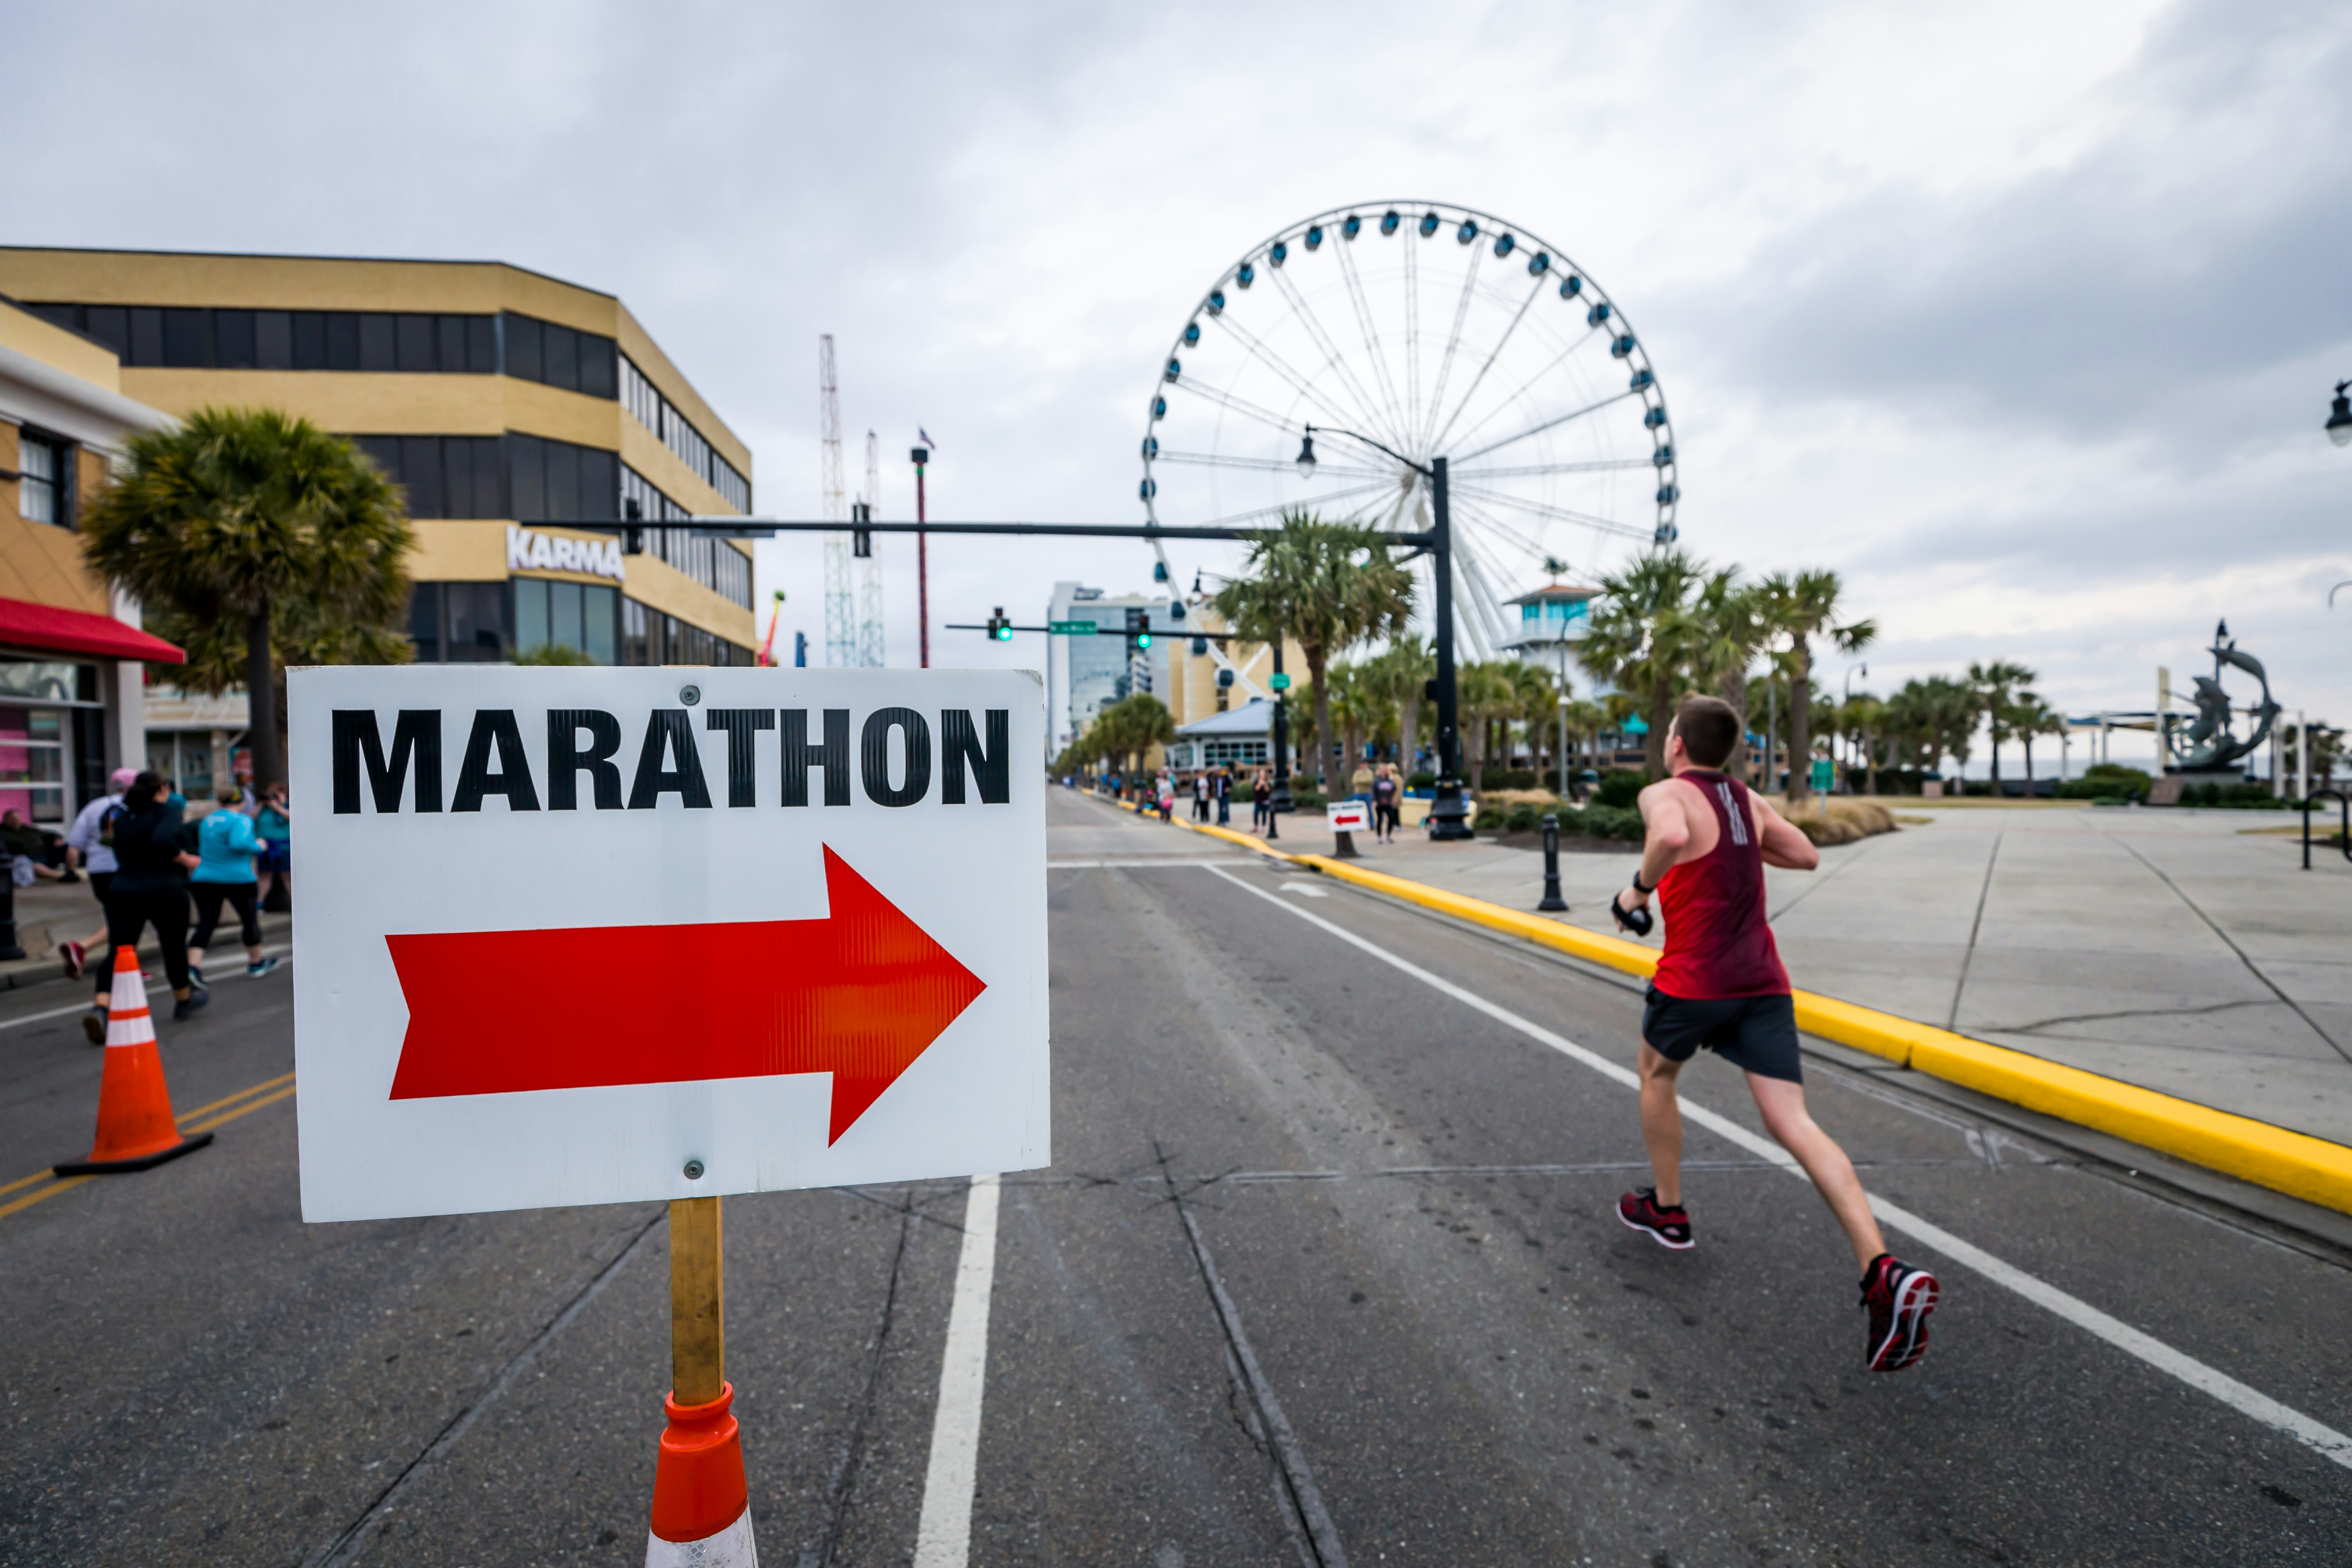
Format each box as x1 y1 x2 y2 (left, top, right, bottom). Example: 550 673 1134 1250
1139 202 1678 660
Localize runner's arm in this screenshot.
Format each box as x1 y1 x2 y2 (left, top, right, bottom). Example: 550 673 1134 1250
1617 781 1691 912
1749 791 1821 871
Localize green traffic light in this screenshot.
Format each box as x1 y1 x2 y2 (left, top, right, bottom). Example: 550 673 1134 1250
1136 632 1152 649
995 625 1013 642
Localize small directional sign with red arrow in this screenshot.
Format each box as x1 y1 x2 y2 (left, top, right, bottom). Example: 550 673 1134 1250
289 666 1048 1223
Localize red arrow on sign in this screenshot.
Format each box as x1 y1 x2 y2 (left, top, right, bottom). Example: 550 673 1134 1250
385 846 986 1143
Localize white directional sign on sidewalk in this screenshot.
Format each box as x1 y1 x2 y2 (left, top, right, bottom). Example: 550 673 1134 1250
289 666 1049 1223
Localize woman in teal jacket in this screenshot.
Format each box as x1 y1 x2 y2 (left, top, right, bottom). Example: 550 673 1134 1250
189 785 281 983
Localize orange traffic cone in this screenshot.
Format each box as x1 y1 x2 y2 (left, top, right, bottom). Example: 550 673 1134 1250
54 946 212 1176
646 1383 755 1565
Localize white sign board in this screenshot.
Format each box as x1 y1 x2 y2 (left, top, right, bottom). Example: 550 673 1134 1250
289 666 1049 1223
1326 799 1370 833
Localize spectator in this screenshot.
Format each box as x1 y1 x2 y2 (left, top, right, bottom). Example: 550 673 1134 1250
255 784 292 912
84 770 206 1042
1192 772 1210 821
1214 766 1232 827
1 809 71 886
61 766 138 984
1156 771 1175 823
1373 764 1402 843
1251 768 1272 833
189 784 280 985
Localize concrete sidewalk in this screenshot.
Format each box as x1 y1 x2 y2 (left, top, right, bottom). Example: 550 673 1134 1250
1183 797 2352 1148
0 875 291 991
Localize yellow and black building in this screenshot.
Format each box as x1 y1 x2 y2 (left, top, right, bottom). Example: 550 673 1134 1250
0 247 757 666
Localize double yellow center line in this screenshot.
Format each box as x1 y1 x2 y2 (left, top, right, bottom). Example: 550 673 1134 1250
0 1071 296 1223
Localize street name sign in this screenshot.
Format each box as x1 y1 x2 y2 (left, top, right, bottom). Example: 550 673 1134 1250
290 666 1049 1223
1326 799 1370 834
1046 621 1098 635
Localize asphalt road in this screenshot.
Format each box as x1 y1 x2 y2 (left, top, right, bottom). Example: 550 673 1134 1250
1 787 2346 1566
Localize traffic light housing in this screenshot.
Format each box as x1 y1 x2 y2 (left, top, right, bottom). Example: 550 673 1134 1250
1125 606 1152 652
985 607 1013 642
850 500 873 559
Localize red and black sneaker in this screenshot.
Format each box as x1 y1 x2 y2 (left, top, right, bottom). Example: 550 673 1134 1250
1616 1188 1693 1250
1861 1254 1939 1371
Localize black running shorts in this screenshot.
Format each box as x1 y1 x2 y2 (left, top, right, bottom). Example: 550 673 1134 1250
1642 986 1802 1083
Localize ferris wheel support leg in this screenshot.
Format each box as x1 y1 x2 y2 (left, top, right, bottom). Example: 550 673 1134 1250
1427 456 1475 841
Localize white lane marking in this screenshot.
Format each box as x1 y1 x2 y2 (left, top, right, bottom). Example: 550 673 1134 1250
912 1173 1002 1568
1203 864 2352 1473
1278 883 1330 898
0 941 294 1032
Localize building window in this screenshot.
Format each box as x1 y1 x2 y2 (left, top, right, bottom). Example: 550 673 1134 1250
514 578 618 664
16 430 69 526
499 312 617 401
352 435 505 520
25 303 504 376
406 582 511 663
620 355 751 512
622 463 753 611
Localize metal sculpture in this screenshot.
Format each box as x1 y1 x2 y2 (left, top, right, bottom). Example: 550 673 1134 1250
2169 620 2281 772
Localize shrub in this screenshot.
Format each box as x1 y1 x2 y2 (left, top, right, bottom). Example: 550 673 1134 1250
1479 768 1538 791
516 643 595 666
1406 771 1437 790
1594 770 1647 810
1504 802 1544 833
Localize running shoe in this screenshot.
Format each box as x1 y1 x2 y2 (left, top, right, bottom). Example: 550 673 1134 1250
1616 1188 1694 1250
1861 1254 1939 1371
247 957 281 979
82 1004 107 1045
188 964 205 990
172 990 210 1021
60 940 84 979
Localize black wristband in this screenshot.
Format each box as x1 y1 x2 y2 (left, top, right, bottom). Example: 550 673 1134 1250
1630 870 1655 896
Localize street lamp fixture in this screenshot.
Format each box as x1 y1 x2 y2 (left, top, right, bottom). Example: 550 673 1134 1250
2330 380 2352 448
1294 432 1318 477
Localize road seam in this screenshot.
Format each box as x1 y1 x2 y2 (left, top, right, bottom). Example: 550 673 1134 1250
1202 860 2352 1474
1162 1154 1348 1568
302 1207 666 1568
912 1173 1001 1568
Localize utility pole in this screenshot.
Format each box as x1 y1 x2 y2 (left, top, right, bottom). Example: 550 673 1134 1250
819 337 852 668
912 444 931 668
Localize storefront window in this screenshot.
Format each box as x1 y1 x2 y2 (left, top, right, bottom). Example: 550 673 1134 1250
0 707 69 824
514 579 618 663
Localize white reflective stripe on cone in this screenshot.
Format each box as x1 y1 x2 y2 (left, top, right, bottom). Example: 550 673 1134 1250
105 1010 156 1048
645 1509 757 1568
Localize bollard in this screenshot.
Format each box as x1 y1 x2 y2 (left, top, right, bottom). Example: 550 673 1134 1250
1537 813 1568 912
0 875 23 960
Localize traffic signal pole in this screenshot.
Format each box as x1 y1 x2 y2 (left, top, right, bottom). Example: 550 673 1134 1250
1425 457 1472 839
911 448 931 668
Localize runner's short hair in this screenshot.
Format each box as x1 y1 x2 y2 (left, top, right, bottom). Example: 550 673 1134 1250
1672 694 1740 769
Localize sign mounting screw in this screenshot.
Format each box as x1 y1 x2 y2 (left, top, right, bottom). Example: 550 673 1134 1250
679 685 701 707
682 1158 705 1180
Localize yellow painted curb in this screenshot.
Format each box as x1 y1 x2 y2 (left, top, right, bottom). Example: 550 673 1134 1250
1278 852 2352 1216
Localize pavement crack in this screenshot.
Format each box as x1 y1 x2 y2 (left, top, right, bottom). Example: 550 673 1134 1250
1156 1141 1350 1568
301 1205 665 1568
798 1187 919 1568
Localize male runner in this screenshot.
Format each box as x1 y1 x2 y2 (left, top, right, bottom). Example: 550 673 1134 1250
1611 694 1939 1372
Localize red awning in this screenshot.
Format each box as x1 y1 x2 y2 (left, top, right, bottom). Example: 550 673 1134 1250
0 596 185 664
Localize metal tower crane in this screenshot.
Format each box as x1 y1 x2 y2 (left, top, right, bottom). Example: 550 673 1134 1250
819 336 853 667
856 429 885 666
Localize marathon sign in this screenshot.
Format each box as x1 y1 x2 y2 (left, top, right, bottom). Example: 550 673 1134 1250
288 666 1049 1224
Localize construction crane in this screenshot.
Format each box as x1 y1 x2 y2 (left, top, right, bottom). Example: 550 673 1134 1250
856 430 885 666
819 335 853 667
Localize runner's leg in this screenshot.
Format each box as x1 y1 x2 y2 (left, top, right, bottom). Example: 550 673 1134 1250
1746 1073 1886 1269
1636 1044 1686 1207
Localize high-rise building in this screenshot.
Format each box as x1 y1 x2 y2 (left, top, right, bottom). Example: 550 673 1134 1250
0 247 758 666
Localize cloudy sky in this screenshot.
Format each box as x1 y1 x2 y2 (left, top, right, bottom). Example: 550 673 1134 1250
13 0 2351 770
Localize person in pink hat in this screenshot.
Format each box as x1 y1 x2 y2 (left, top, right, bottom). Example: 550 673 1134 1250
60 766 141 997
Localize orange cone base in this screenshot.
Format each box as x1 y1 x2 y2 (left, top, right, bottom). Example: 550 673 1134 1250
56 1130 213 1177
647 1381 757 1567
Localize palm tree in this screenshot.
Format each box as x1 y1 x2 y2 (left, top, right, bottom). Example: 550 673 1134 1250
1562 697 1608 793
81 406 413 789
1966 660 2037 793
1364 637 1435 775
1212 512 1414 789
1842 693 1886 796
1685 570 1773 779
1578 549 1708 775
1455 662 1519 786
2011 695 2064 790
1506 660 1560 783
1754 570 1876 804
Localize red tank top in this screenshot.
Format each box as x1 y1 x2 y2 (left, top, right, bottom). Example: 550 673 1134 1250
1650 769 1790 1000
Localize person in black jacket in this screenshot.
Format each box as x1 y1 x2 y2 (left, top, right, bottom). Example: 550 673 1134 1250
83 771 208 1042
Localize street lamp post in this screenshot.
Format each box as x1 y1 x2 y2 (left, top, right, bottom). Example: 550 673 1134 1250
2329 380 2352 447
911 446 931 667
1268 639 1291 840
1842 663 1867 782
1297 426 1473 841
